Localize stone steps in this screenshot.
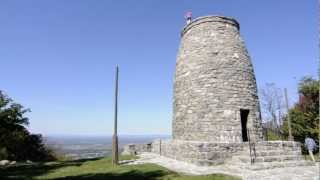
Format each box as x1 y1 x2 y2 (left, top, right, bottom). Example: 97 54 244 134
229 154 316 170
242 146 300 151
238 150 302 157
244 161 315 170
232 155 304 163
227 141 316 170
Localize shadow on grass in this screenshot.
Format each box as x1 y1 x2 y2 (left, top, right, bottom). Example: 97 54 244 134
54 170 168 180
0 158 103 179
0 158 239 180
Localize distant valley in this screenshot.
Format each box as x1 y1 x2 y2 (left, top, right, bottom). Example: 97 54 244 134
45 135 170 160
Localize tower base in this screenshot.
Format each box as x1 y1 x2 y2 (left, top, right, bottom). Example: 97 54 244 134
123 140 315 168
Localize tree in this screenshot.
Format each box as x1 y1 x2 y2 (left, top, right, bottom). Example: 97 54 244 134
0 90 55 161
260 83 285 129
282 77 319 149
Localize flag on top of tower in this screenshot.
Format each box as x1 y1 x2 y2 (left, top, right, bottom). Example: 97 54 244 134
185 11 192 24
184 11 192 19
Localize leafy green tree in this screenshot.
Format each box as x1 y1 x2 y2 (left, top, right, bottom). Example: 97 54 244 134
0 90 55 161
282 77 319 149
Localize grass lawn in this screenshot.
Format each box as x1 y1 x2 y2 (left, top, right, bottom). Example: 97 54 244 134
0 156 241 180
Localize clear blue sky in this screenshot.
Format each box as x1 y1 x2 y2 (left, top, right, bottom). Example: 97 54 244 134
1 0 317 135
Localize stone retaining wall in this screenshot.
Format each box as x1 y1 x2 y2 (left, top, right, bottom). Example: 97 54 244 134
152 139 246 166
123 140 304 167
122 143 152 156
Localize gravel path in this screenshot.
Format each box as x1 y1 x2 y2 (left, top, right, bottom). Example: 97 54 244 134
129 153 320 180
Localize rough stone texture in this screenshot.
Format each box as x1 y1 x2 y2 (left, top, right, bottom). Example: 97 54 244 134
173 16 263 142
227 141 316 170
122 143 152 156
150 139 312 167
151 139 245 166
130 153 319 180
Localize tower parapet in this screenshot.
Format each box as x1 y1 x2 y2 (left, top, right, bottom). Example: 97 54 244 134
181 15 240 37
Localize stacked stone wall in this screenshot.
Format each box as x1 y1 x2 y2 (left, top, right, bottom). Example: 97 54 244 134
123 140 305 167
173 16 263 142
151 139 246 166
122 143 152 155
151 140 304 166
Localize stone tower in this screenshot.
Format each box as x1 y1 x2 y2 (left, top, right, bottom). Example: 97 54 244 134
173 16 263 143
123 15 313 169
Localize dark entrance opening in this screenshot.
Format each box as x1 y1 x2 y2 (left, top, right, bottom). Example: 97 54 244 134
240 109 249 142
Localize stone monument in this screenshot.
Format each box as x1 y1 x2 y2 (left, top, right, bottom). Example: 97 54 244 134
123 15 315 169
173 16 263 143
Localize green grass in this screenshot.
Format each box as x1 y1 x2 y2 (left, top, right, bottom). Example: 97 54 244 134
0 155 241 180
266 131 283 141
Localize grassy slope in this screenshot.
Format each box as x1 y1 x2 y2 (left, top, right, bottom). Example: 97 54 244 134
0 156 241 180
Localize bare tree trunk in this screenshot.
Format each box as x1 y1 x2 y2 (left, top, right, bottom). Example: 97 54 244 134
272 111 277 130
284 88 293 141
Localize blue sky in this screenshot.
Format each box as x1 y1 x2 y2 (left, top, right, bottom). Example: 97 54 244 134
1 0 317 135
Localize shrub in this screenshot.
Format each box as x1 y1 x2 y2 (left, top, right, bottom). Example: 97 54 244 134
0 148 8 160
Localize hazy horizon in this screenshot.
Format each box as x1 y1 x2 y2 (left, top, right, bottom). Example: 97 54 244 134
43 133 171 137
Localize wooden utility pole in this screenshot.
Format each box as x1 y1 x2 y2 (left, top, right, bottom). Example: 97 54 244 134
112 66 119 166
317 0 320 158
284 88 293 141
